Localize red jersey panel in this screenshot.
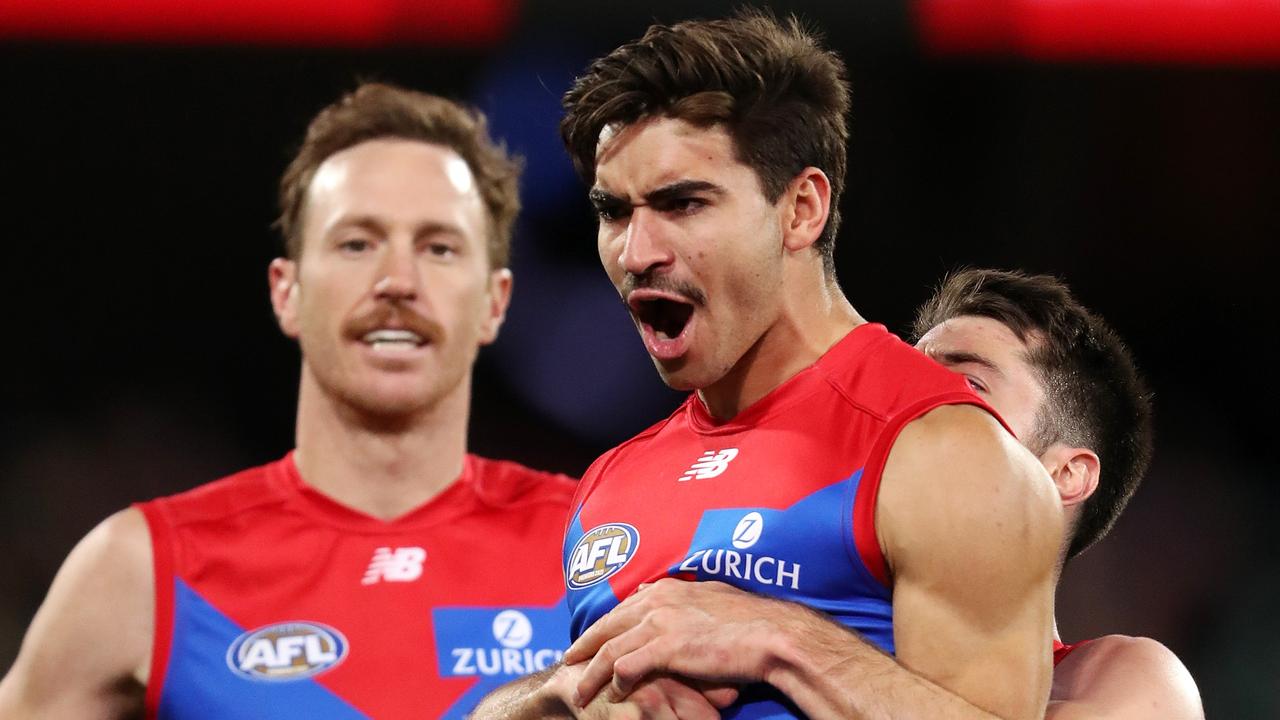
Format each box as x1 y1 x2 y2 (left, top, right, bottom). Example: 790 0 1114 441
562 324 1001 719
1053 638 1094 666
137 453 575 719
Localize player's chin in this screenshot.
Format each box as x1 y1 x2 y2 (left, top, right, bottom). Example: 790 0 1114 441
652 356 715 392
348 379 441 418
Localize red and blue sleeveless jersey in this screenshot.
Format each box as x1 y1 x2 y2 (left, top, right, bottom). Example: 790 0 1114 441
137 453 575 719
563 324 999 718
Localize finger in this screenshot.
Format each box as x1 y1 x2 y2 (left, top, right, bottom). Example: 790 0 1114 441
595 680 678 720
656 678 725 720
565 597 652 665
573 626 652 706
611 634 681 695
699 684 740 709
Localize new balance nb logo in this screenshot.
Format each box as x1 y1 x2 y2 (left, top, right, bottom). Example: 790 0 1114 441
362 546 426 585
679 448 739 481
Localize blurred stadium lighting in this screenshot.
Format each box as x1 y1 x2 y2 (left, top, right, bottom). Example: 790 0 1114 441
0 0 517 46
918 0 1280 64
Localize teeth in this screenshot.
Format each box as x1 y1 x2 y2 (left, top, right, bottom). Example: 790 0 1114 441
363 329 423 345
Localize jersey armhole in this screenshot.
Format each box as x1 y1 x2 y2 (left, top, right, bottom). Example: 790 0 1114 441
1053 637 1095 666
135 501 175 720
852 393 1000 589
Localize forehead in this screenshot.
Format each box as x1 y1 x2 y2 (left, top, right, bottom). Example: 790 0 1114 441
304 138 484 236
593 116 753 195
916 315 1036 367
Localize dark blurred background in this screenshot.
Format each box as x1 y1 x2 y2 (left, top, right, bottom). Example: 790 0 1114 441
1 0 1277 715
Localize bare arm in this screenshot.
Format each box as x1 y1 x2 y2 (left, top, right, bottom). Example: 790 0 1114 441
568 579 1004 719
468 666 573 719
0 508 153 719
469 662 734 719
1047 636 1203 720
868 404 1062 718
568 404 1061 719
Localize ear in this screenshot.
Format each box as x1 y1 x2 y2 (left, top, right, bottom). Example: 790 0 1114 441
1040 443 1100 509
477 268 514 345
780 167 832 254
268 258 301 339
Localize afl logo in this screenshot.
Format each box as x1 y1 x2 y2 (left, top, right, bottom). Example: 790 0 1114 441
566 523 639 590
226 621 348 681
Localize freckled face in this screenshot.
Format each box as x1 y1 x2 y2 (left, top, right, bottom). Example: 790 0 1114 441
591 117 786 391
915 316 1046 442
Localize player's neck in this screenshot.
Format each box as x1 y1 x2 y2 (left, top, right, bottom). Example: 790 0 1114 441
699 273 863 420
291 368 471 521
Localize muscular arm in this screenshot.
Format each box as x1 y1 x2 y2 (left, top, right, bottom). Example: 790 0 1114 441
0 508 153 719
469 663 734 719
1047 636 1203 720
867 404 1062 718
569 404 1062 719
468 666 572 719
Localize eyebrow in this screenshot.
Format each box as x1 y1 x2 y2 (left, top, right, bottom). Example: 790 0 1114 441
327 215 465 239
589 179 726 208
934 351 1004 376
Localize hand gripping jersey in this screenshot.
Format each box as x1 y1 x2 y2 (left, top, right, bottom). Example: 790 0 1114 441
564 324 1001 719
137 453 575 719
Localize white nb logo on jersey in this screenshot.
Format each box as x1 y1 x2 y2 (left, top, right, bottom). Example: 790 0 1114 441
679 448 739 481
361 546 426 585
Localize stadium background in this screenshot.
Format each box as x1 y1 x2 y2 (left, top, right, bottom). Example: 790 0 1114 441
1 0 1276 715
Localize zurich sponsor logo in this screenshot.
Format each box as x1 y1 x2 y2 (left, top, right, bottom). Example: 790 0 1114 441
678 511 802 590
446 609 566 677
566 523 640 590
226 621 348 681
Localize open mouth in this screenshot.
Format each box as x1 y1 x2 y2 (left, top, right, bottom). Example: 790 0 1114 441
627 290 698 361
361 328 426 351
634 297 694 341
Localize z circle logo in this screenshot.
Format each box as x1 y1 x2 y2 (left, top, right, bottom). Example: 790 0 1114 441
492 610 534 649
732 512 764 549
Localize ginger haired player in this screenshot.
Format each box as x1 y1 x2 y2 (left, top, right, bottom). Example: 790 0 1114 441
549 269 1204 719
0 83 575 719
475 11 1064 719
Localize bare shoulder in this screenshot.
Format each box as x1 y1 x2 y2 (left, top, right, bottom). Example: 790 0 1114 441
0 508 153 718
1050 635 1203 720
61 507 153 602
879 403 1062 574
877 404 1062 719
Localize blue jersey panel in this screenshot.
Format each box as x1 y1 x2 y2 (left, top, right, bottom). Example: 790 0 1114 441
158 579 368 719
671 478 894 654
567 477 895 719
432 598 571 718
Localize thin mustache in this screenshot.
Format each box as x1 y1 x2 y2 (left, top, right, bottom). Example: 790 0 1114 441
622 273 706 307
346 302 444 342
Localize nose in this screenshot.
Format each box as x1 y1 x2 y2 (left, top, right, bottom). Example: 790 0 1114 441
373 241 420 301
618 207 673 277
